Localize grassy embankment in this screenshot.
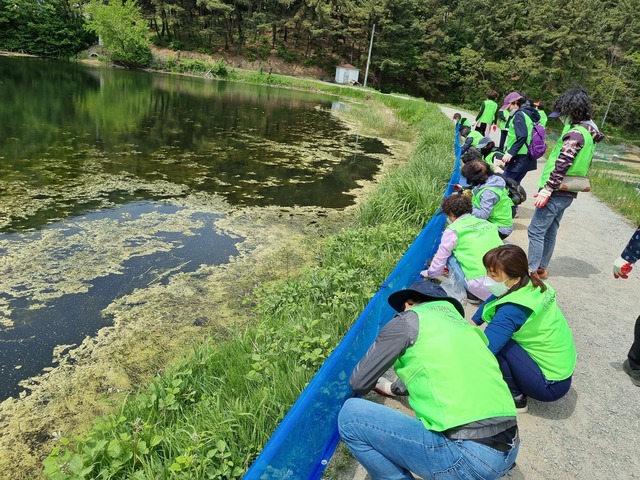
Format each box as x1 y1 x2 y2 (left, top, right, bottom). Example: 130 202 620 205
42 65 456 479
590 161 640 225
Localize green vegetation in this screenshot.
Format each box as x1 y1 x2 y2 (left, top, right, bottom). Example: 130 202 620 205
591 162 640 224
0 0 93 56
42 95 452 478
84 0 152 67
2 0 640 133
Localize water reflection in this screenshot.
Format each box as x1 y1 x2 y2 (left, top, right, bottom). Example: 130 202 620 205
0 56 390 234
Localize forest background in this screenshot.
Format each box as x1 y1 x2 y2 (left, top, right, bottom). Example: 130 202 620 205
1 0 639 138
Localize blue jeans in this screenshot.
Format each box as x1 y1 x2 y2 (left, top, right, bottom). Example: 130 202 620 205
338 398 519 480
496 340 572 401
527 195 574 271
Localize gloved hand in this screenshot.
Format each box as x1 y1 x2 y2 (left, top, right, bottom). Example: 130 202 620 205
453 184 464 192
501 153 513 164
492 125 498 132
373 377 395 397
533 187 553 208
420 269 430 278
613 257 633 279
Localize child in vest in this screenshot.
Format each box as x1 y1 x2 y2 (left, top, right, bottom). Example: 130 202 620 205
475 90 499 135
420 194 503 303
461 160 514 239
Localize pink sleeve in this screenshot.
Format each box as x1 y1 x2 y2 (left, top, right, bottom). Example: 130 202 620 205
425 229 458 278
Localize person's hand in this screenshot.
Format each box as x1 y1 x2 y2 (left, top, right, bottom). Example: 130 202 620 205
492 125 498 132
533 187 552 208
502 153 513 164
374 377 395 396
453 184 464 192
613 257 633 279
420 269 430 278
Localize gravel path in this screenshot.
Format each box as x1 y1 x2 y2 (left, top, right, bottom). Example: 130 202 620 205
341 106 640 479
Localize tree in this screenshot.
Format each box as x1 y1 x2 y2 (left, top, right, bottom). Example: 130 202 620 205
84 0 153 67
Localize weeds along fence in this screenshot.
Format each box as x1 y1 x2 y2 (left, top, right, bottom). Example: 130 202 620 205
244 127 462 479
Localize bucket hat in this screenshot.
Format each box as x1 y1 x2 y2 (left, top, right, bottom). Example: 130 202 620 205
388 280 465 316
500 91 523 110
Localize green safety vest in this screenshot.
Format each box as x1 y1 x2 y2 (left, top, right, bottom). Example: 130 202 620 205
447 215 503 279
498 110 509 130
472 186 514 229
538 110 548 127
481 283 576 380
468 130 484 147
505 111 533 155
538 125 595 188
478 99 499 124
395 301 516 431
485 150 503 167
460 117 472 128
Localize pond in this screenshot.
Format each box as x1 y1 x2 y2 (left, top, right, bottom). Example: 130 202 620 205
0 55 392 401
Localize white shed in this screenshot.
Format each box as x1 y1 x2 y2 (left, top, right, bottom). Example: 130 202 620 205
335 64 360 84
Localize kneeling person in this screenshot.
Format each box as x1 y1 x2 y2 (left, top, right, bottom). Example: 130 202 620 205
421 194 503 302
339 280 519 479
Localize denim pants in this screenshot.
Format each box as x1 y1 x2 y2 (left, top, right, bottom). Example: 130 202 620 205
527 195 574 271
338 398 519 480
496 340 572 401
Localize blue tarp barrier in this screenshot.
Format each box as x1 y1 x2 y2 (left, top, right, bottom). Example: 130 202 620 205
244 132 462 480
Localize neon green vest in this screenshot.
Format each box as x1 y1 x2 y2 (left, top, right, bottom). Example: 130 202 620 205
472 186 514 229
461 117 472 128
481 284 576 380
394 301 516 431
505 111 533 155
498 110 509 130
468 130 484 147
447 215 503 279
485 150 504 167
478 99 498 124
538 125 595 188
538 110 548 127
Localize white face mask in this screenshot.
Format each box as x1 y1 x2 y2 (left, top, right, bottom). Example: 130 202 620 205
484 276 511 297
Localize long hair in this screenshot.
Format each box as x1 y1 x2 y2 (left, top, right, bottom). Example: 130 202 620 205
552 87 594 123
483 244 547 293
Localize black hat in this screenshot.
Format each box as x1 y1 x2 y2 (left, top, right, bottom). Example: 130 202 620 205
388 280 465 316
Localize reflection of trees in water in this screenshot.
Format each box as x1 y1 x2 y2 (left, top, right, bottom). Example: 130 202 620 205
0 55 390 230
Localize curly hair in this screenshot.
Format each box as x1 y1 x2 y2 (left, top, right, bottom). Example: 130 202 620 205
552 87 594 122
441 193 472 218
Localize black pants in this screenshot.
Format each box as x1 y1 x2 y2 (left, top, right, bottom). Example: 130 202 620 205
476 122 487 134
499 130 508 150
629 315 640 369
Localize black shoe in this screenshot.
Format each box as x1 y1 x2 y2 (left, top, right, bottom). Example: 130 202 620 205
514 395 528 414
466 291 482 305
623 359 640 387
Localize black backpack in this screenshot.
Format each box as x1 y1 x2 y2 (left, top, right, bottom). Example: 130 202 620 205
496 174 527 205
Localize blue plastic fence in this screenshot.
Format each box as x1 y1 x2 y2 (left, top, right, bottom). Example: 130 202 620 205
244 133 462 480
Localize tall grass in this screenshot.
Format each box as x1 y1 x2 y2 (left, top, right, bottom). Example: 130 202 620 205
42 95 454 479
590 167 640 224
358 103 454 228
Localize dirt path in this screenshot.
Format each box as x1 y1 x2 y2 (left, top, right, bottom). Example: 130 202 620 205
343 106 640 479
